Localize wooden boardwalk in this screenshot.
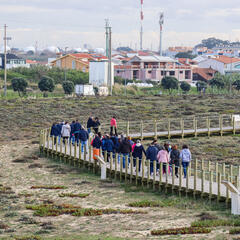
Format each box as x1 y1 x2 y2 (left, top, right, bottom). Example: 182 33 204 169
39 114 240 203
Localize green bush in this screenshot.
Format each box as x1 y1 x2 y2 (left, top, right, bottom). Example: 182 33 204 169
229 227 240 235
191 219 240 227
38 76 55 93
62 81 74 95
11 78 28 97
161 76 179 93
180 81 191 92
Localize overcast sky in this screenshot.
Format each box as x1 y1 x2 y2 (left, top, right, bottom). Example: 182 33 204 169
0 0 240 50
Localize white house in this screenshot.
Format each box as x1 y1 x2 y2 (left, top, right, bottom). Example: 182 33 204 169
198 56 240 75
0 53 28 69
89 60 114 87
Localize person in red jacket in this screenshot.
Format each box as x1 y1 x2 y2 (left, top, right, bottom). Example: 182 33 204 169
110 116 118 136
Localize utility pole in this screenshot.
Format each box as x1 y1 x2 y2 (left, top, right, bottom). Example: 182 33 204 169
105 19 109 57
109 26 112 96
140 0 144 51
159 12 164 56
4 24 7 97
64 47 68 82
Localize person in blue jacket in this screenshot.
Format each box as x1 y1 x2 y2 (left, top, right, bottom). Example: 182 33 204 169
74 120 82 146
146 142 159 174
79 127 89 153
56 122 64 145
92 133 102 149
70 121 76 145
50 122 59 145
105 135 114 162
133 140 146 172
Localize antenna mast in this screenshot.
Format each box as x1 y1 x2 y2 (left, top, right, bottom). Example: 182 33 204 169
159 12 164 56
140 0 144 51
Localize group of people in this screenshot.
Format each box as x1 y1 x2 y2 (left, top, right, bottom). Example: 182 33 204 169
50 116 192 178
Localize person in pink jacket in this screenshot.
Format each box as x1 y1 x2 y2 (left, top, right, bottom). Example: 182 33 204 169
157 143 170 174
110 116 118 136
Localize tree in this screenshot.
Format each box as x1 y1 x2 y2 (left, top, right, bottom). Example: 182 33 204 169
62 81 74 95
161 76 178 93
180 81 191 93
209 73 225 89
38 76 55 94
11 78 28 97
175 52 196 59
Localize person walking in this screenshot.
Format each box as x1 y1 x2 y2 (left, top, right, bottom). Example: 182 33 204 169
180 145 192 178
70 121 76 145
118 137 132 168
79 127 89 153
132 140 146 172
146 142 158 175
50 122 59 145
91 132 102 160
170 145 180 177
56 122 64 145
157 143 170 175
93 117 101 134
61 122 71 145
110 116 118 136
105 135 114 162
74 120 82 146
87 116 94 134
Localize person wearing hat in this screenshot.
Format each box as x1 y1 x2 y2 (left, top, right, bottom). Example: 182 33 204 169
132 140 146 172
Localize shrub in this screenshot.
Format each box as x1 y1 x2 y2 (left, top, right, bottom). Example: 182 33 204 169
38 76 55 93
191 219 240 227
31 185 67 190
151 227 211 236
62 81 74 95
229 227 240 235
161 76 178 93
11 78 28 97
128 200 163 208
58 193 89 198
180 81 191 93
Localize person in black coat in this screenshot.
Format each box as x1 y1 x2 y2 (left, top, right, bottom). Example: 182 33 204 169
92 133 102 149
133 140 146 171
93 117 101 134
50 122 59 145
79 127 89 153
74 120 82 145
118 138 132 168
170 145 180 177
70 121 76 145
87 116 94 134
56 122 63 145
146 142 158 174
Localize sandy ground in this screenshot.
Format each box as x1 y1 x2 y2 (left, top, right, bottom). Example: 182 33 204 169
0 141 237 239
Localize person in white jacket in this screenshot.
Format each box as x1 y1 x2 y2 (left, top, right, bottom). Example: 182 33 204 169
61 122 71 144
180 145 192 178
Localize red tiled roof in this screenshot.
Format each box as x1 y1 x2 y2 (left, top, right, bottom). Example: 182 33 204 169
214 56 240 64
193 67 217 81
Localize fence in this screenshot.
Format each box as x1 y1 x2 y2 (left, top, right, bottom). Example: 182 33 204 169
39 114 240 203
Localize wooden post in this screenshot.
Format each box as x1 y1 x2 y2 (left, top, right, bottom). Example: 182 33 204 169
130 155 133 183
126 121 130 138
201 159 204 171
60 137 63 162
235 176 239 190
230 165 233 183
194 159 197 198
194 118 198 138
222 163 225 179
136 157 139 186
233 116 236 135
168 119 171 139
79 142 82 162
208 118 211 137
186 166 189 196
166 163 169 185
154 120 157 139
172 164 175 194
74 142 77 166
120 155 123 182
159 162 163 190
140 120 143 140
208 160 211 172
64 141 67 163
125 156 128 182
115 153 118 180
220 115 223 137
181 119 184 139
189 161 192 177
217 173 221 202
226 173 229 205
201 170 205 198
147 160 150 188
89 145 92 163
69 141 72 158
209 171 213 201
141 158 145 187
84 144 87 162
153 161 156 190
215 162 218 181
104 151 107 163
110 152 113 176
179 166 183 196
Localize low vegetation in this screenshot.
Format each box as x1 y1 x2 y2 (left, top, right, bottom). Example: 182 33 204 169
229 227 240 235
58 193 90 198
31 185 67 190
191 219 240 227
128 200 163 208
151 227 211 236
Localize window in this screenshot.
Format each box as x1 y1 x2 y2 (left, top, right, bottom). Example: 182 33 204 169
161 71 165 76
148 70 152 74
170 71 175 76
72 60 76 69
180 71 183 74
